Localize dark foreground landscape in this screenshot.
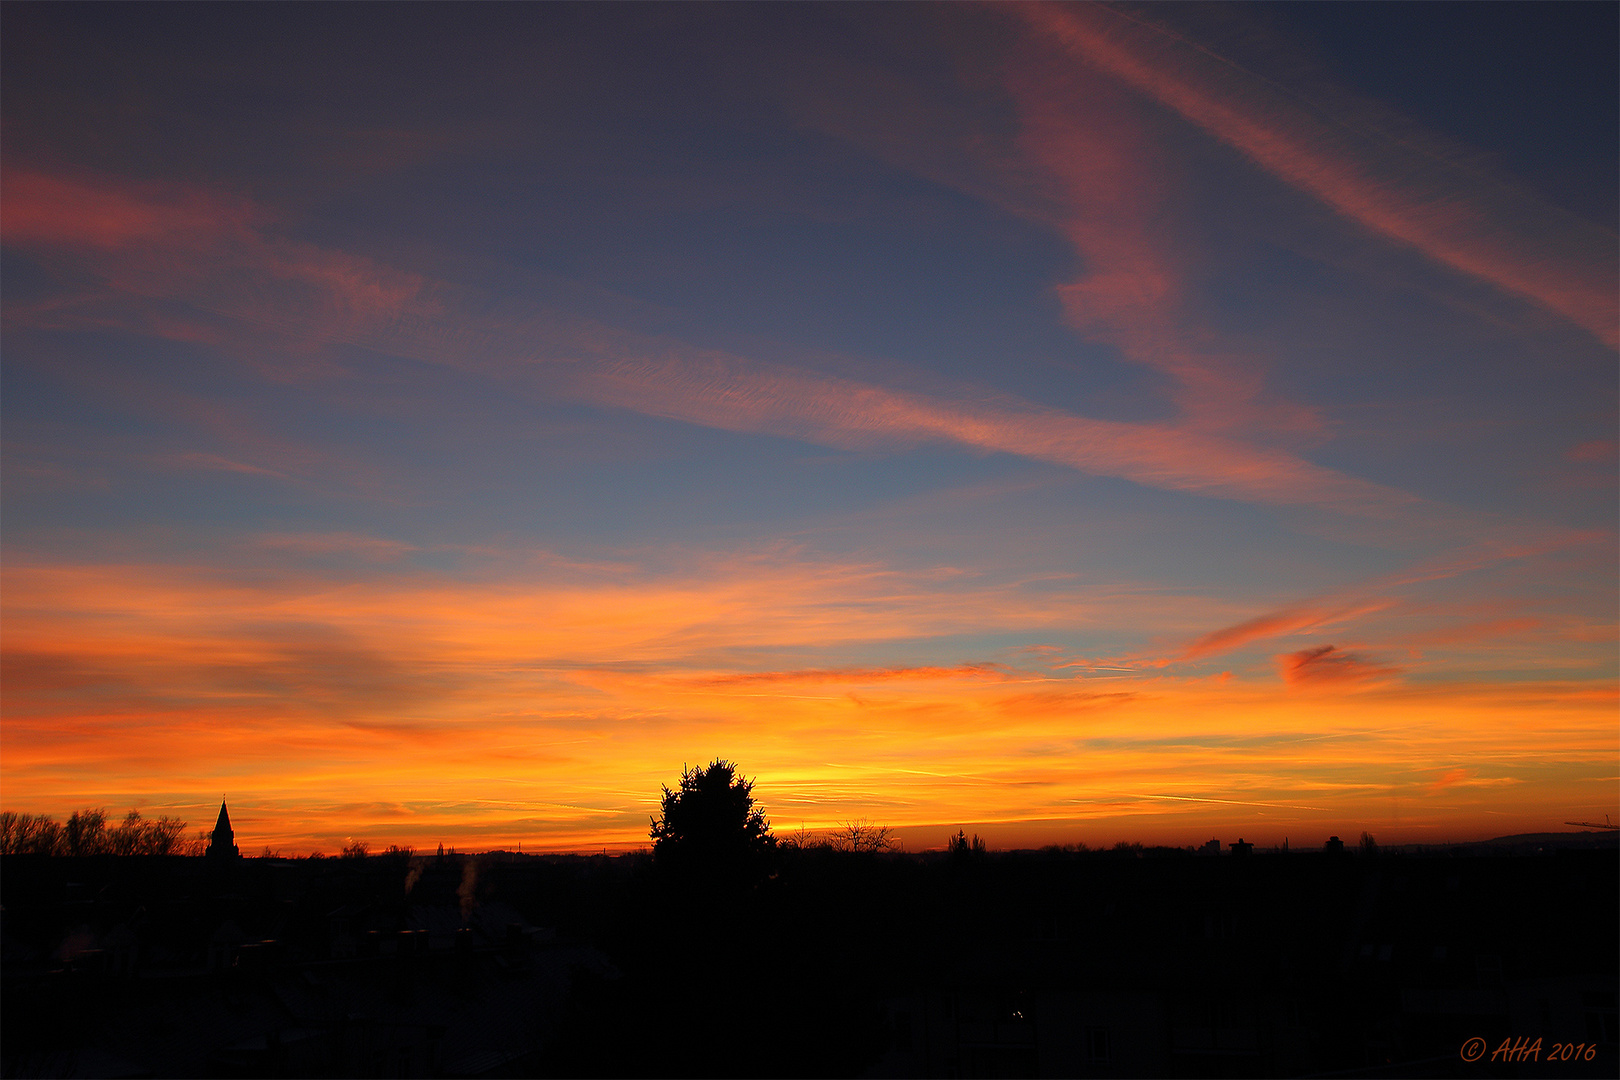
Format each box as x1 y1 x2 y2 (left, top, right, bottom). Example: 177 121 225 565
2 835 1615 1079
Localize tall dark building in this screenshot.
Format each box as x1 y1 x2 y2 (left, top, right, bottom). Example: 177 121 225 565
206 799 239 860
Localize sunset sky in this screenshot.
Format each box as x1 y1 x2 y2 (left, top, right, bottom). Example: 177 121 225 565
3 2 1615 855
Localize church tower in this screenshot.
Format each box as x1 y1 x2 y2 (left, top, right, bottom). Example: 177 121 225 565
206 798 239 860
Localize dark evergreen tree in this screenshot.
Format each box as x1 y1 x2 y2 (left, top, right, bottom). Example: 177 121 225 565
649 760 773 875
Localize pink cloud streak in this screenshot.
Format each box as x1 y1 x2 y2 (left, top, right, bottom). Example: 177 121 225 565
2 168 436 343
1276 644 1399 687
1011 3 1618 348
575 353 1414 514
1174 527 1609 662
0 167 1422 516
0 170 261 250
1181 600 1392 661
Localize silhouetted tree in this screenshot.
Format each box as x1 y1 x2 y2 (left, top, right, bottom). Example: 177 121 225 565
108 810 189 855
342 840 370 859
63 809 109 856
779 825 825 851
109 811 146 856
828 819 893 853
152 816 189 855
949 829 986 857
1359 831 1379 856
2 808 192 855
649 760 773 874
0 812 63 854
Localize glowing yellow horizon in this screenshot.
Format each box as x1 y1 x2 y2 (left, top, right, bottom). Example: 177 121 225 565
4 554 1612 856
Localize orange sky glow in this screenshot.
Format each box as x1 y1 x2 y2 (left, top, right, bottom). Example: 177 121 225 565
4 544 1613 853
3 4 1615 854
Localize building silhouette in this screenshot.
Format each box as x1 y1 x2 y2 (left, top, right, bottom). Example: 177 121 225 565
206 798 239 860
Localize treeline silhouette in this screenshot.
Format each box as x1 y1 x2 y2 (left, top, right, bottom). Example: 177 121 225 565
3 766 1614 1078
0 809 194 856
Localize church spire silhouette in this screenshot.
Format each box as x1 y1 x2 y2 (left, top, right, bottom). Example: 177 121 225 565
206 797 239 860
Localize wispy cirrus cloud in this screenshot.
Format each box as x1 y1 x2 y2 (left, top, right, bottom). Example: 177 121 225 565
3 7 1613 855
676 663 1019 688
1008 2 1618 348
1174 527 1612 664
0 169 264 250
569 352 1415 514
3 544 1612 850
5 166 1416 518
801 24 1336 446
254 532 421 561
1 167 438 350
1404 617 1544 649
1002 46 1332 444
1181 600 1392 661
0 547 1090 705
